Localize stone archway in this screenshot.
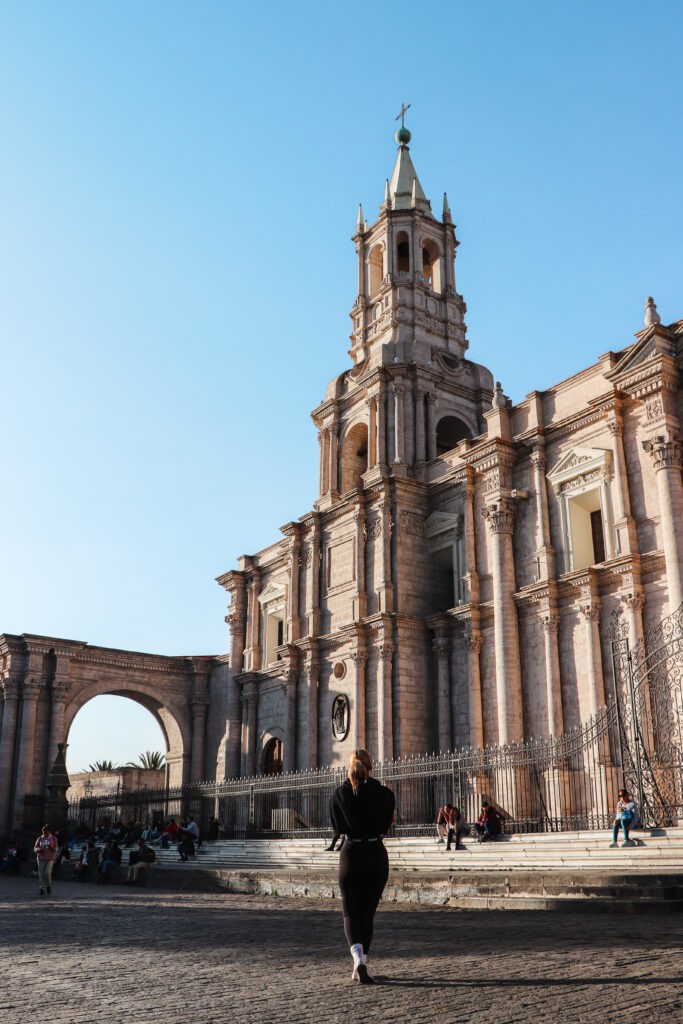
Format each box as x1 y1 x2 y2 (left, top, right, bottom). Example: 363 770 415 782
0 633 222 838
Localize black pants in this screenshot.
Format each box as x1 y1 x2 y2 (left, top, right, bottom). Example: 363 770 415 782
338 841 389 953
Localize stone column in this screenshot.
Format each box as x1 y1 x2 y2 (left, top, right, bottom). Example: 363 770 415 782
350 650 367 750
239 684 250 778
302 650 319 770
623 589 645 651
309 514 322 638
318 429 328 495
376 642 393 762
13 677 42 827
539 609 564 736
354 496 367 620
580 600 606 718
607 413 635 556
464 629 484 749
481 500 523 745
328 413 339 495
414 387 426 465
368 399 377 467
283 651 299 773
462 469 480 605
248 569 262 672
377 500 394 613
432 631 451 752
223 576 247 779
190 658 211 783
642 434 683 610
377 383 387 466
391 381 405 465
284 524 301 643
426 393 437 461
530 448 555 578
47 677 69 778
190 697 209 783
0 675 20 838
242 679 258 778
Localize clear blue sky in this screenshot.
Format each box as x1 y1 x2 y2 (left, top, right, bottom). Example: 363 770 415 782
1 3 681 768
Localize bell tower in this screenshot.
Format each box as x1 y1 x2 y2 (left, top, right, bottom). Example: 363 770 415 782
349 109 468 371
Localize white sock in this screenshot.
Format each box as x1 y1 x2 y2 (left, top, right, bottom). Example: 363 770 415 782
350 943 364 967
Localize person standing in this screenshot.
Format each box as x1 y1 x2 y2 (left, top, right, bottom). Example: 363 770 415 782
33 824 58 896
330 749 395 985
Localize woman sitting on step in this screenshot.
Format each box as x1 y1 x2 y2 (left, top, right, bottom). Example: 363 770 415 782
610 789 639 847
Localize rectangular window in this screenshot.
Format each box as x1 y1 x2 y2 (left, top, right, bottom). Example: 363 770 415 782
590 509 606 564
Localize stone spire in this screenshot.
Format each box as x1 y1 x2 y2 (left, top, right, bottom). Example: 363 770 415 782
356 203 364 234
644 296 661 327
442 192 452 223
386 120 431 213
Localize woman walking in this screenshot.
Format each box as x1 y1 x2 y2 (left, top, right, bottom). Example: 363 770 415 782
330 749 395 984
33 823 58 896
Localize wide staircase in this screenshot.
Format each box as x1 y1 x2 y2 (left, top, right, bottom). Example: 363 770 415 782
139 827 683 912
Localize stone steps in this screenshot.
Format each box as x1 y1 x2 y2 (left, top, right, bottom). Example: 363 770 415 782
120 829 683 910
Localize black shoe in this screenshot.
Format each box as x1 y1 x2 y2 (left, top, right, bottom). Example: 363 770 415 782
46 886 51 895
39 890 45 896
324 845 335 852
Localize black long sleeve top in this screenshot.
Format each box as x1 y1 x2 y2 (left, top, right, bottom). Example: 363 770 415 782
329 776 395 839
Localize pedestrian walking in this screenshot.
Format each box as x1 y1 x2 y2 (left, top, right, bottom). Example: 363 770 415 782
330 749 395 984
33 824 58 896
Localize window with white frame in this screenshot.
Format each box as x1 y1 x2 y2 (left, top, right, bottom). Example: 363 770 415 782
257 582 287 665
547 447 614 573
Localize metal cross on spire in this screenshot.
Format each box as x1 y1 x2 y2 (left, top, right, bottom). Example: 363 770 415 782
395 102 411 128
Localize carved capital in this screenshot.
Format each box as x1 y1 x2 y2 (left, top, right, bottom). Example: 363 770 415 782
530 450 547 472
606 414 623 437
298 545 312 569
481 500 516 534
350 650 367 671
623 591 645 613
642 433 683 471
580 602 601 623
540 613 559 635
22 678 42 700
464 631 482 655
432 637 450 658
51 680 70 703
377 643 393 662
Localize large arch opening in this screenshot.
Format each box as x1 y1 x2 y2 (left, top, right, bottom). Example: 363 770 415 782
436 415 472 456
421 239 442 292
64 685 188 789
339 422 369 493
368 244 384 297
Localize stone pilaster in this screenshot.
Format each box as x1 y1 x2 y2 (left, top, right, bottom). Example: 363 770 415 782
282 647 299 773
377 382 387 466
13 674 42 827
376 641 393 762
539 607 564 736
414 386 426 467
426 393 437 461
47 674 70 778
190 658 211 783
579 599 606 718
350 648 367 750
220 570 248 779
432 628 451 752
240 677 258 778
481 498 523 744
461 468 480 604
377 500 394 613
464 627 484 749
0 673 20 838
641 433 683 610
302 648 320 770
353 496 368 620
530 448 555 579
282 522 302 643
393 382 406 464
328 412 340 496
607 411 636 556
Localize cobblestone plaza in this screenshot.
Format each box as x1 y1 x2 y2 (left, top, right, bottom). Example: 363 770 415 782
3 877 682 1024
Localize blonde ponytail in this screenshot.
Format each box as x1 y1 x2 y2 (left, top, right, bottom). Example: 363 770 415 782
348 748 373 795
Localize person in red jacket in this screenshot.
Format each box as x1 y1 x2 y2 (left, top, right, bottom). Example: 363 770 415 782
33 824 58 896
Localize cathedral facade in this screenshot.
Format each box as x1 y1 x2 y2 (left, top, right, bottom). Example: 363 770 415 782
215 124 683 781
3 125 683 839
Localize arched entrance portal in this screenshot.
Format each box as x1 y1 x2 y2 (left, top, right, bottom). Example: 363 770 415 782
0 633 221 838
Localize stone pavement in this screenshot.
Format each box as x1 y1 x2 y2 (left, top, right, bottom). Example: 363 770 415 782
2 876 682 1024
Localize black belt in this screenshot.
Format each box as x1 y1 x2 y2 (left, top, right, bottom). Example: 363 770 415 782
345 836 382 843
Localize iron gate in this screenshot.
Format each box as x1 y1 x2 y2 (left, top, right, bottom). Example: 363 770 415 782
611 603 683 827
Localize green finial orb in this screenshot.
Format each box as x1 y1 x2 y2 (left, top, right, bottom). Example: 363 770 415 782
395 126 411 145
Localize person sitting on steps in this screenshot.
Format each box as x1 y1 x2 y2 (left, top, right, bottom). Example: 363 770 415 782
610 788 639 847
473 801 501 842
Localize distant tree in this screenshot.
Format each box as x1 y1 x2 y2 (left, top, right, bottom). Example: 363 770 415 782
87 759 119 772
126 750 166 770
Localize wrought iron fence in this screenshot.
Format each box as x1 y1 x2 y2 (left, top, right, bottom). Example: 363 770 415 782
67 603 683 839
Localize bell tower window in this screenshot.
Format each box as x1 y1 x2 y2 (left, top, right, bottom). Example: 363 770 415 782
340 422 369 493
396 231 410 273
422 240 442 293
436 415 471 456
368 245 384 297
